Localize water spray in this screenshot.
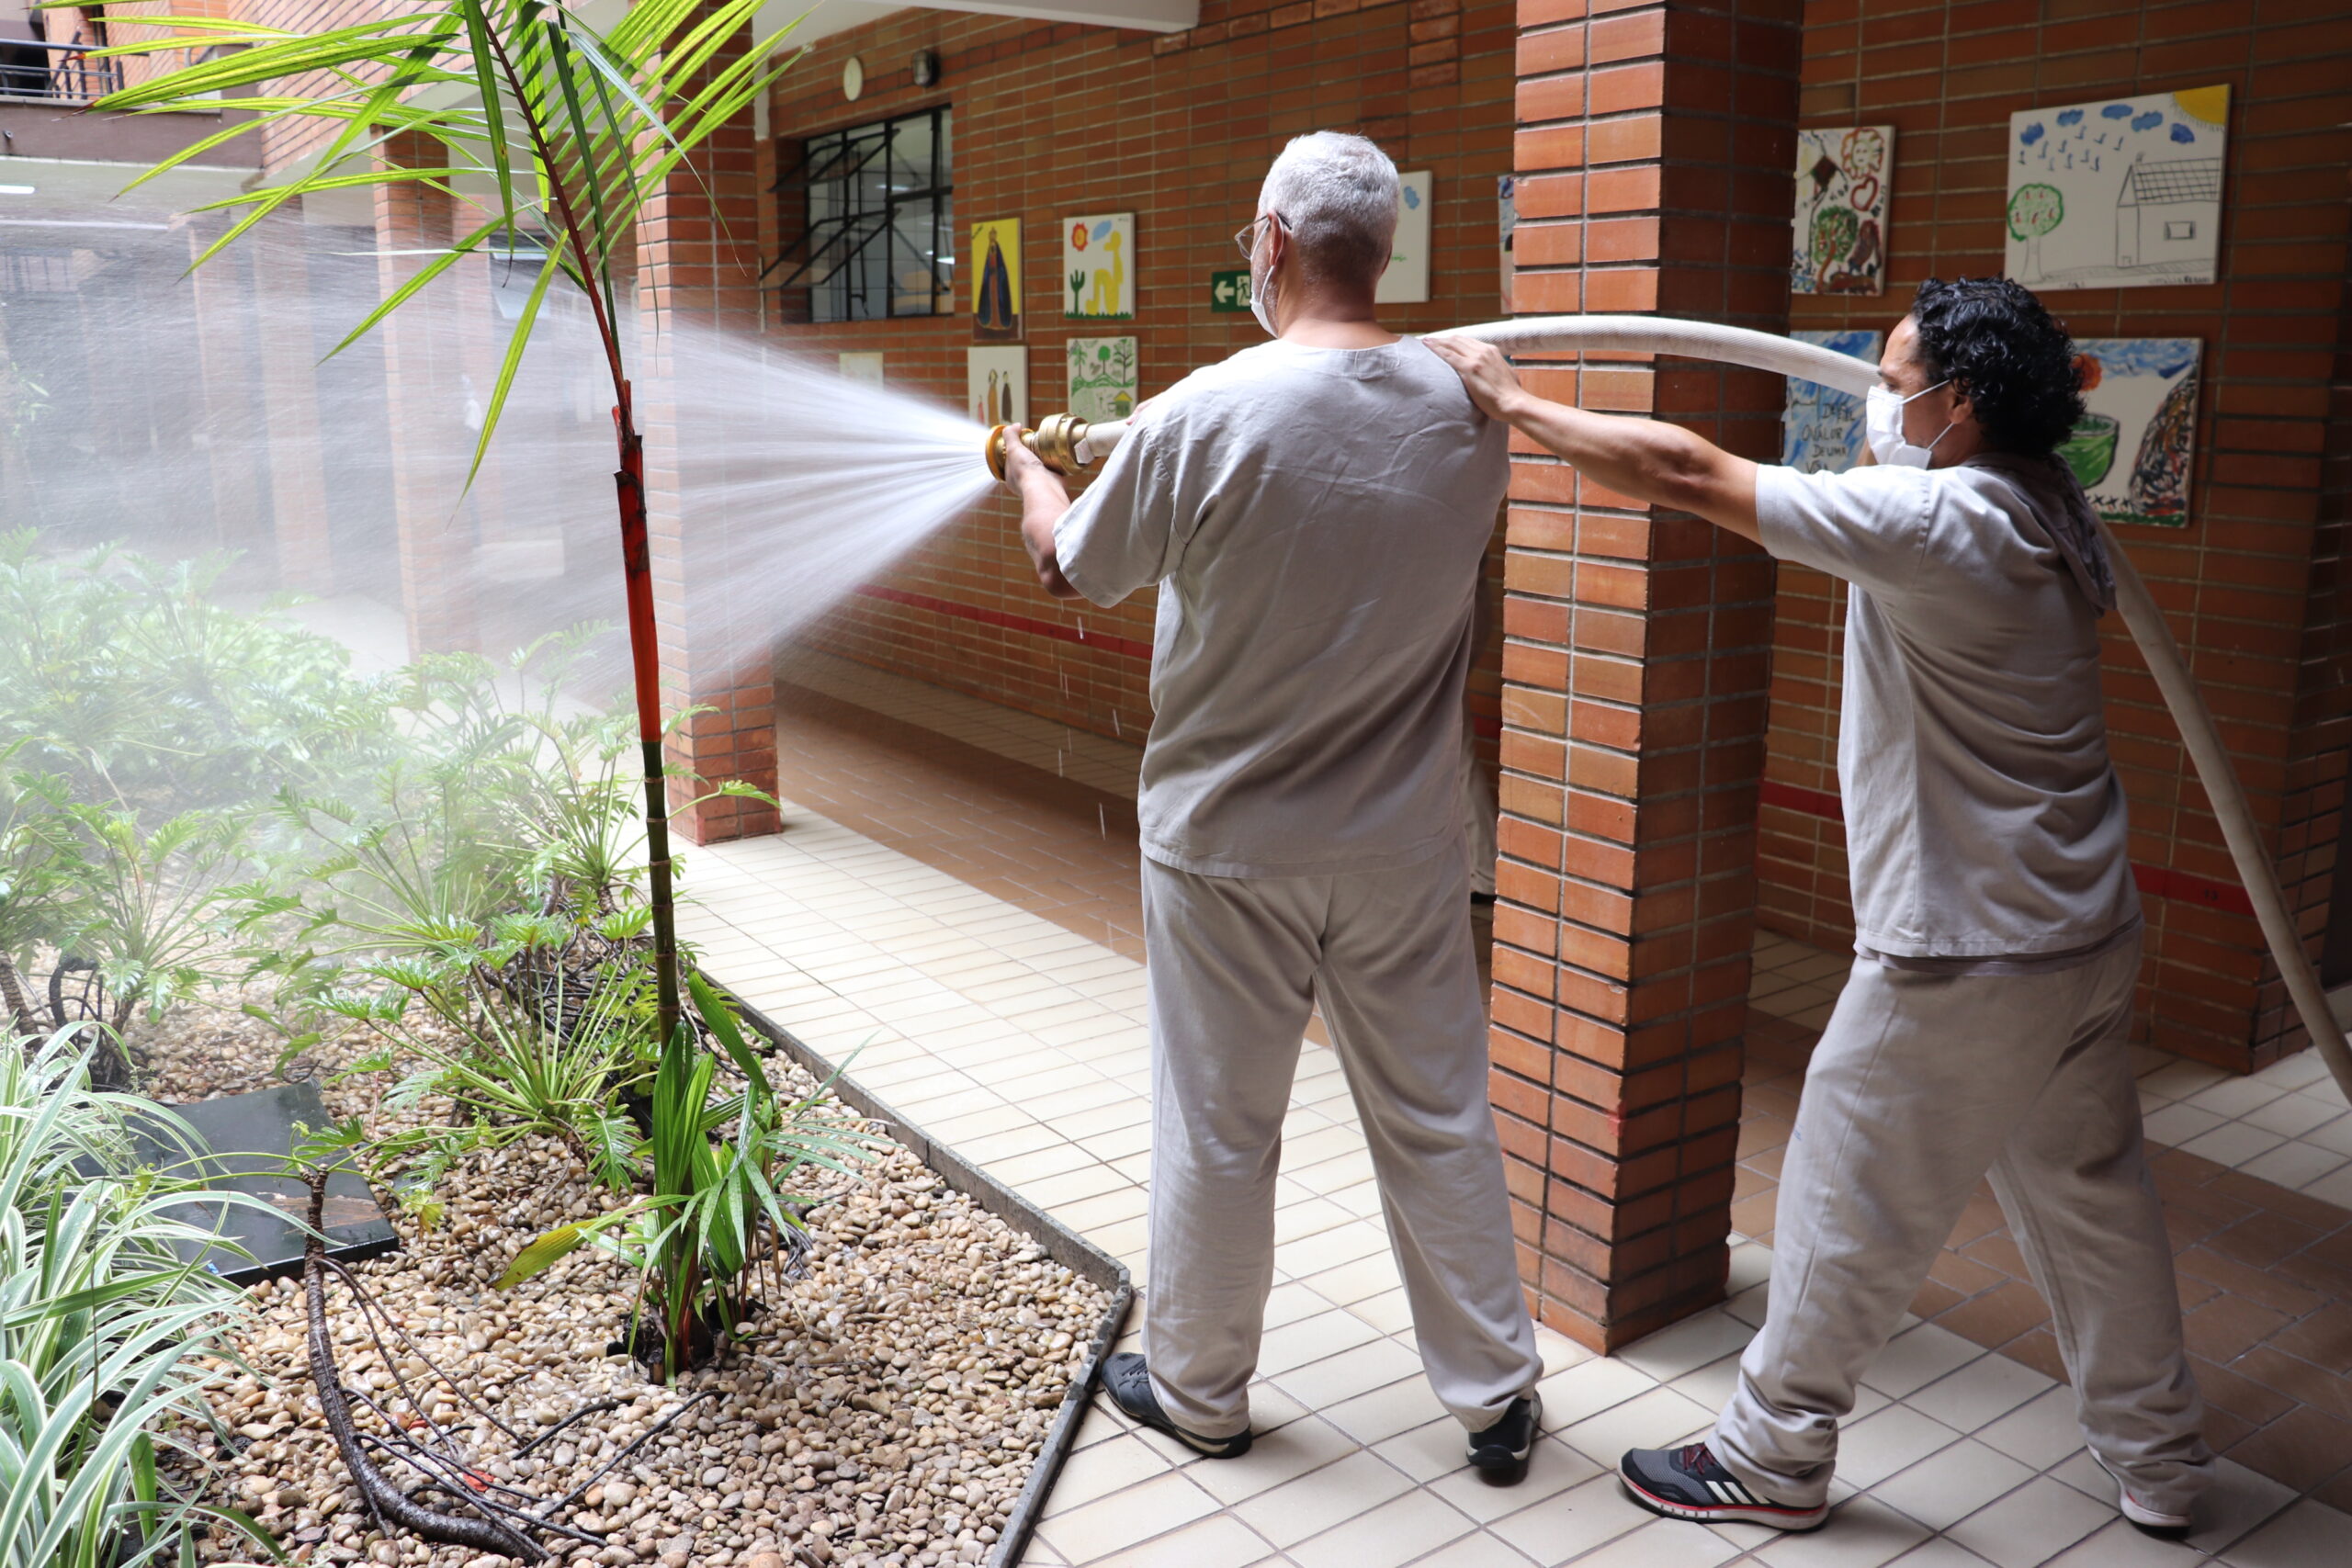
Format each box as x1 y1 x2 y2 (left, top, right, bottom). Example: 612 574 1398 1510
985 313 2352 1102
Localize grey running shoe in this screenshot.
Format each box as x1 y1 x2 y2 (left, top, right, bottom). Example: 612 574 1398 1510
1619 1442 1828 1530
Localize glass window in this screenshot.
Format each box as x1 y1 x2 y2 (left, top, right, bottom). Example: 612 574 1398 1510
790 106 952 322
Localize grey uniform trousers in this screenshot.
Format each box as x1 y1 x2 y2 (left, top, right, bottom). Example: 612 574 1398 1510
1713 939 2213 1517
1138 843 1544 1439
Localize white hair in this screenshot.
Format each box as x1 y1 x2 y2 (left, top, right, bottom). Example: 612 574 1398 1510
1258 131 1399 288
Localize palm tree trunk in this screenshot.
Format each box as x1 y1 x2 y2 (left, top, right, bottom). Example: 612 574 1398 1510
611 381 683 1052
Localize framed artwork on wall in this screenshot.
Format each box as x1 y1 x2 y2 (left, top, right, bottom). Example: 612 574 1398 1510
1781 329 1883 472
1066 337 1137 423
968 346 1026 427
2006 86 2228 291
1374 171 1432 305
2063 338 2201 527
1792 126 1892 295
969 219 1023 342
837 352 884 386
1063 213 1135 321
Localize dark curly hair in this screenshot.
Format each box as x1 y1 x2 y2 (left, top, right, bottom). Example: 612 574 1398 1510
1908 276 2086 457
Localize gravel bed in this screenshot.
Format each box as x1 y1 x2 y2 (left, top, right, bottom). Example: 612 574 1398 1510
130 998 1111 1568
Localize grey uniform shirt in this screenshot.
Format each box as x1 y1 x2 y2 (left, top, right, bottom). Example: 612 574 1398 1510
1053 337 1508 877
1755 459 2142 963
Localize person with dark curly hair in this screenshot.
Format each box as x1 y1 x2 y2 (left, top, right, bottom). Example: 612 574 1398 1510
1430 276 2211 1541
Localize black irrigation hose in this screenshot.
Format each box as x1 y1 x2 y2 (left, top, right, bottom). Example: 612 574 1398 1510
302 1169 552 1562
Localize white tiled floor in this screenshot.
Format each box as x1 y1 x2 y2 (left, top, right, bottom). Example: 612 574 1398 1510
687 815 2348 1568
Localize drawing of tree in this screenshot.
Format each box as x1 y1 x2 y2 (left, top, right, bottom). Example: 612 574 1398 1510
2008 183 2064 279
1810 207 1859 288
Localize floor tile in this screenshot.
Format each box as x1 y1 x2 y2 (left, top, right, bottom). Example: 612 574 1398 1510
2215 1497 2352 1567
1232 1450 1417 1549
1555 1387 1715 1467
1864 1324 1991 1400
1270 1337 1427 1411
2181 1459 2298 1557
1069 1509 1272 1568
1049 1431 1172 1509
1487 1472 1656 1562
1945 1476 2111 1568
1613 1308 1757 1383
1035 1469 1221 1564
1324 1372 1450 1446
1904 1354 2056 1434
1868 1438 2038 1531
1536 1357 1663 1427
1973 1388 2086 1472
1571 1515 1744 1568
1753 1496 1932 1568
1185 1416 1361 1506
1426 1437 1601 1523
1258 1309 1385 1377
1286 1487 1476 1568
1833 1404 1967 1491
1405 1530 1538 1566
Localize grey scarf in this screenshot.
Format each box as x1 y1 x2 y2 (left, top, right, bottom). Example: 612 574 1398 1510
1967 452 2117 615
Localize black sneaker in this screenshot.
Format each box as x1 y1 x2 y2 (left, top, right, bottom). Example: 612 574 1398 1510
1100 1352 1253 1458
1619 1442 1828 1530
1465 1392 1542 1485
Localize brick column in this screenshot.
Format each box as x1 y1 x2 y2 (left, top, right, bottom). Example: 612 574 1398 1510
253 221 335 596
635 15 780 843
1493 0 1801 1352
374 135 478 656
187 230 272 573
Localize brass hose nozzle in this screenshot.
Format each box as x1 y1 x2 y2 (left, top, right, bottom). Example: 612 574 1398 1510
984 412 1094 480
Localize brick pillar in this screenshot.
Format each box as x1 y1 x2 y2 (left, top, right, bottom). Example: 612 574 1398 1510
1493 0 1801 1353
187 229 273 576
635 15 780 843
252 221 335 596
374 134 477 656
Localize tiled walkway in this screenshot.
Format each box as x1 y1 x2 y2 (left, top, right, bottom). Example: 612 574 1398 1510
679 658 2352 1567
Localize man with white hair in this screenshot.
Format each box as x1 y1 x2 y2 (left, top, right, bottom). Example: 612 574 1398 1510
996 131 1547 1481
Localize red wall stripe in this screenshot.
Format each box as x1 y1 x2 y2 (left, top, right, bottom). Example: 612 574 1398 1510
1760 781 2256 918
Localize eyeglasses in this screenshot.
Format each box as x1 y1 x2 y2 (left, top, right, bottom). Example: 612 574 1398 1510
1233 211 1288 262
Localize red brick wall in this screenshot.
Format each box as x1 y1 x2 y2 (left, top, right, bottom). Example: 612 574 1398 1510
764 0 1520 754
106 0 386 171
1769 0 2352 1071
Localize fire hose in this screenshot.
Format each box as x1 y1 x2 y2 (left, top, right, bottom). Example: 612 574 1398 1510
985 315 2352 1102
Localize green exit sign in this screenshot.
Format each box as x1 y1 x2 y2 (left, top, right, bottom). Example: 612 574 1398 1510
1209 269 1253 312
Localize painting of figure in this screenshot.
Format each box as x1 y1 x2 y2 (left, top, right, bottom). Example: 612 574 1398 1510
1781 330 1883 473
969 219 1022 343
1066 337 1137 423
2006 87 2228 290
1063 213 1135 321
968 346 1027 428
2058 338 2201 527
1791 126 1892 296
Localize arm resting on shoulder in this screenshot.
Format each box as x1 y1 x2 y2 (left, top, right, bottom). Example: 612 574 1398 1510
1425 337 1761 544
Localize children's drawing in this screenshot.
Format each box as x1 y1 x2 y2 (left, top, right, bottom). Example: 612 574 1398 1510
967 346 1026 427
1374 170 1432 306
969 219 1023 343
1066 337 1137 423
837 352 883 387
2006 86 2228 290
1062 213 1134 321
2061 338 2200 527
1781 329 1883 473
1497 175 1517 312
1791 126 1892 295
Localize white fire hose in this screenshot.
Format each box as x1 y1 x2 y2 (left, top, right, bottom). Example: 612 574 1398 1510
1033 315 2352 1101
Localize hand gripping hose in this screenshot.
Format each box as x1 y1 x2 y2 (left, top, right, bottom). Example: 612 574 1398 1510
1063 314 2352 1100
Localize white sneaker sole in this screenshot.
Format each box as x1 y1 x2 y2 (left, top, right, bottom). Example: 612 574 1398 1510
2093 1453 2191 1533
1620 1472 1830 1532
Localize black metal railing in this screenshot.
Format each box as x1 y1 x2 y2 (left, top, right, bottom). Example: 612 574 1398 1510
0 39 126 104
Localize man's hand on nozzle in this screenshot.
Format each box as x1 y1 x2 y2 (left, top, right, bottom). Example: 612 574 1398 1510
1000 424 1066 499
1425 336 1531 425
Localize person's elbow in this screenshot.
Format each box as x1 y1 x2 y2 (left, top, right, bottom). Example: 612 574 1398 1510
1038 561 1081 598
1653 447 1761 543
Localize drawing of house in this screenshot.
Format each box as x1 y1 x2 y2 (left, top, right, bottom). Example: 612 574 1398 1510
2115 155 2221 273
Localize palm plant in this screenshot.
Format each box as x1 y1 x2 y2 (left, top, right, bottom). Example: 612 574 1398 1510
0 754 85 1037
60 806 246 1034
96 0 806 1049
495 974 876 1382
0 1028 280 1567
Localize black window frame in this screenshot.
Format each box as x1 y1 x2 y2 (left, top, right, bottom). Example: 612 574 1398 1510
791 104 953 323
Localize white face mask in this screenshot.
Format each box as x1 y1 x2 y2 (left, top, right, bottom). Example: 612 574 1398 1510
1865 379 1953 468
1249 253 1279 338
